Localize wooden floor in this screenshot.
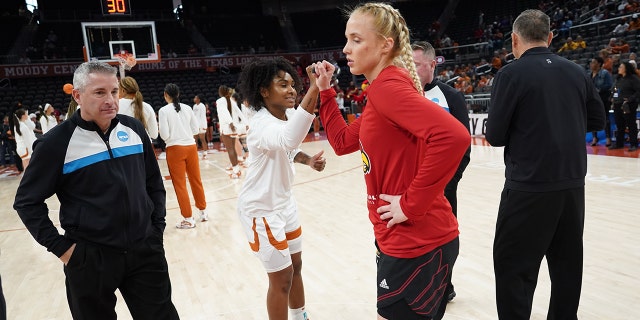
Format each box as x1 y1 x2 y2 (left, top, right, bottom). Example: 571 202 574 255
0 134 638 319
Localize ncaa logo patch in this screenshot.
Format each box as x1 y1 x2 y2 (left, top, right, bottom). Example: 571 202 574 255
117 131 129 142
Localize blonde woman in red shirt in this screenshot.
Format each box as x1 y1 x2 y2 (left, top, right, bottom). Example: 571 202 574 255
314 2 469 319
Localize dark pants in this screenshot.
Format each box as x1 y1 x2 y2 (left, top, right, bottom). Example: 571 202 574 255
64 238 179 320
0 141 12 166
592 92 612 139
8 140 23 172
493 188 584 320
612 104 638 147
0 274 6 320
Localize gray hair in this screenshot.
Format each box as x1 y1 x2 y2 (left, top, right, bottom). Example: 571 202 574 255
73 61 117 91
513 9 550 43
412 41 436 59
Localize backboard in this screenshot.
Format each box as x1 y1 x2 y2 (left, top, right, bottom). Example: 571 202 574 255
81 21 161 64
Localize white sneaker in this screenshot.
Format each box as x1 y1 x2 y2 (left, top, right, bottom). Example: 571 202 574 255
199 210 208 222
202 152 208 160
176 218 196 229
157 152 166 160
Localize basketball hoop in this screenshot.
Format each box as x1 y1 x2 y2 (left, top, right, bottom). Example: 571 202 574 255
114 51 137 78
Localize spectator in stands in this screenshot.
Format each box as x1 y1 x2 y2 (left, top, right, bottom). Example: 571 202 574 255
18 53 31 64
187 43 199 56
412 40 471 305
491 50 503 73
600 49 614 73
591 9 604 22
486 9 605 320
574 35 587 50
165 48 178 58
609 61 640 151
589 57 614 146
611 38 630 54
612 18 629 36
628 14 640 31
477 75 490 91
557 37 578 52
558 17 573 38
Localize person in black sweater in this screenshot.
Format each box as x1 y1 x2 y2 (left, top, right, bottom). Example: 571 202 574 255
609 61 640 151
486 9 605 320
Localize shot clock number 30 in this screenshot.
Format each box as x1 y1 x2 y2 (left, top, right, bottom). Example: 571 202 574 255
101 0 131 15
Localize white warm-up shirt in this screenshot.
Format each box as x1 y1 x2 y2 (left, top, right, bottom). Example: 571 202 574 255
237 106 315 217
158 103 199 147
118 98 159 139
40 115 57 134
192 102 207 130
216 97 247 135
15 120 37 158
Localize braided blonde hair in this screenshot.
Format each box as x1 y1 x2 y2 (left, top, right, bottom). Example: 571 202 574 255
350 2 423 94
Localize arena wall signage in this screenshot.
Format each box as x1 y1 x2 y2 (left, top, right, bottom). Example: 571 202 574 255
0 50 346 79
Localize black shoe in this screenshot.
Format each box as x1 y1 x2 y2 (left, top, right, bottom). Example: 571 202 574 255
445 284 456 302
629 145 638 151
608 145 623 150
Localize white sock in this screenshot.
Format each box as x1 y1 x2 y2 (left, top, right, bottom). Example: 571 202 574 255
290 307 308 320
232 165 240 174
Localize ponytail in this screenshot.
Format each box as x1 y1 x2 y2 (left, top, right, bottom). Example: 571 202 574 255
133 91 147 130
164 83 181 112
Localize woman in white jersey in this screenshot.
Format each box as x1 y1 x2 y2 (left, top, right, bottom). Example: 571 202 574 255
13 108 37 171
216 85 247 178
118 76 159 140
39 103 58 134
236 57 325 320
158 83 207 229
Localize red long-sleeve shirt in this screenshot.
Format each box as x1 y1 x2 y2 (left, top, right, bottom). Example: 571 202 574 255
319 66 470 258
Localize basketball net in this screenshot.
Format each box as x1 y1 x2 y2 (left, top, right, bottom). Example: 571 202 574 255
114 50 137 78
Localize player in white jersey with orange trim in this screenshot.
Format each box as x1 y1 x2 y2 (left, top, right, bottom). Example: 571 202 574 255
236 57 325 320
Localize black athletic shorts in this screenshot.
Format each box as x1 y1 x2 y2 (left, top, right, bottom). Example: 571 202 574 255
376 237 459 320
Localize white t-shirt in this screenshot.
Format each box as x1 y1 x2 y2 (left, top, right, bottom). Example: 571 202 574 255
118 98 159 139
40 114 57 134
158 103 199 147
237 106 315 217
192 102 208 130
15 120 37 159
216 97 247 135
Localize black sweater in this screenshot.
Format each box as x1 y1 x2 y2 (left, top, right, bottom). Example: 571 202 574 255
486 47 605 192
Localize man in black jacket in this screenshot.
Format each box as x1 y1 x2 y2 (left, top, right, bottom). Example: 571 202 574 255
486 9 605 320
14 61 179 320
413 41 471 305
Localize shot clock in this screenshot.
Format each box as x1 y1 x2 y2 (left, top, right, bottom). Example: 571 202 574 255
101 0 131 15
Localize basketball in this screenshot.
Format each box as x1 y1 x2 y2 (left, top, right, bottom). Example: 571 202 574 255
63 83 73 95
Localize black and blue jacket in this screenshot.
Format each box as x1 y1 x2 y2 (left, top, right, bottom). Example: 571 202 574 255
14 110 166 257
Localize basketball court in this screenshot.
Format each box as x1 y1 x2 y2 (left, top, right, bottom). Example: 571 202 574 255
0 135 638 319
